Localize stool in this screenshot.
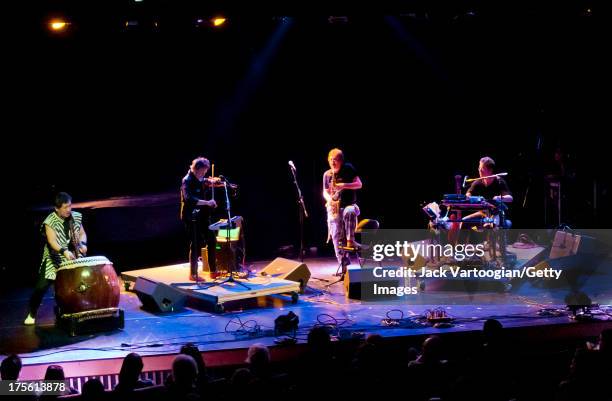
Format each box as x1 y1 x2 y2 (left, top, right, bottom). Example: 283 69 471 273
327 218 380 287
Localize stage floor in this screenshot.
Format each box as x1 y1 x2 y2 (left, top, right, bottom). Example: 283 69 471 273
2 255 612 379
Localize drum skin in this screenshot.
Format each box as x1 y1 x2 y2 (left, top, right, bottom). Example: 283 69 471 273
55 257 120 314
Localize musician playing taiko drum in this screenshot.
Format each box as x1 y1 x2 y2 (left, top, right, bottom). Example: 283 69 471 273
24 192 87 325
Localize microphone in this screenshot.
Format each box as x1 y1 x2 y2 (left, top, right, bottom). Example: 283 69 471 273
462 176 467 188
218 175 238 189
288 161 296 171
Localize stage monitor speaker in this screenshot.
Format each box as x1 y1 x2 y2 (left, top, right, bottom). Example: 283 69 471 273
260 257 310 293
344 265 403 300
134 277 187 312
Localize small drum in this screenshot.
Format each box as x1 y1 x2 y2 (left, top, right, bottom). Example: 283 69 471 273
55 256 120 315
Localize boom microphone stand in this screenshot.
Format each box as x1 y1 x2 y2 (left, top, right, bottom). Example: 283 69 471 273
289 161 308 262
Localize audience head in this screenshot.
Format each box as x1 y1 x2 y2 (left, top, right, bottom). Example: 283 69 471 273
180 343 206 378
421 335 443 363
44 365 66 381
172 354 198 388
246 344 270 377
118 353 144 387
307 326 331 352
82 378 105 400
0 354 22 380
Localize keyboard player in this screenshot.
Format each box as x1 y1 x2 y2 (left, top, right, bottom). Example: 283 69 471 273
463 156 512 225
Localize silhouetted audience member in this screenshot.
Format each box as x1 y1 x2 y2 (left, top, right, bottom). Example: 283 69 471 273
365 333 383 346
408 335 445 366
39 365 78 400
364 333 406 381
557 348 608 401
294 326 339 397
179 343 210 390
0 354 36 401
135 355 200 401
246 343 271 381
352 341 383 378
244 343 289 400
406 335 451 401
482 318 504 346
304 326 336 370
230 368 254 399
114 353 153 393
454 319 516 401
0 354 22 380
478 319 513 372
81 378 105 401
168 354 200 400
307 326 333 355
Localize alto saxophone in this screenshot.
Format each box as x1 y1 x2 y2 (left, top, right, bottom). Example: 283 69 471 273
329 171 342 216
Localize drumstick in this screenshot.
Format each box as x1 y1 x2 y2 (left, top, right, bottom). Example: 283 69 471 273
465 172 508 183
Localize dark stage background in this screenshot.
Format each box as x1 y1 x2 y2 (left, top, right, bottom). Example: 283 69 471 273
3 1 611 285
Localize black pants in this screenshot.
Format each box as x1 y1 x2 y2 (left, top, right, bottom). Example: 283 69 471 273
185 217 217 275
28 267 54 317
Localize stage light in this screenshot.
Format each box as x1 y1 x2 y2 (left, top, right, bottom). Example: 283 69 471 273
194 16 227 29
49 19 69 32
212 17 226 27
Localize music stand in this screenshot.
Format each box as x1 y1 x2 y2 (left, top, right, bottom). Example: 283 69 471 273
202 181 251 290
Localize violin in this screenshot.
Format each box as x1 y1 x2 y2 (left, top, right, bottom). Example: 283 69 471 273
206 176 238 190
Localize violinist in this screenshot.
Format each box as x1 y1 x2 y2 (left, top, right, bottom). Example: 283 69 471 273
180 157 224 281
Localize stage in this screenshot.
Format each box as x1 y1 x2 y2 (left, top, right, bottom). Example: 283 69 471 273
2 252 612 387
121 262 302 312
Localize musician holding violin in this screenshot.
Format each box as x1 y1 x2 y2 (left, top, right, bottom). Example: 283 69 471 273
180 157 226 281
25 192 87 325
323 148 363 264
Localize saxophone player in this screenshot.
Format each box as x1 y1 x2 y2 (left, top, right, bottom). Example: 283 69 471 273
322 148 362 264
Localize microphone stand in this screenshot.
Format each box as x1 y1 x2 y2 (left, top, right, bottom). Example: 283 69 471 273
289 164 308 262
203 181 250 290
190 209 202 285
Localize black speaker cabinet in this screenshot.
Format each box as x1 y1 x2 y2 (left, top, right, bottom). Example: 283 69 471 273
134 277 187 312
